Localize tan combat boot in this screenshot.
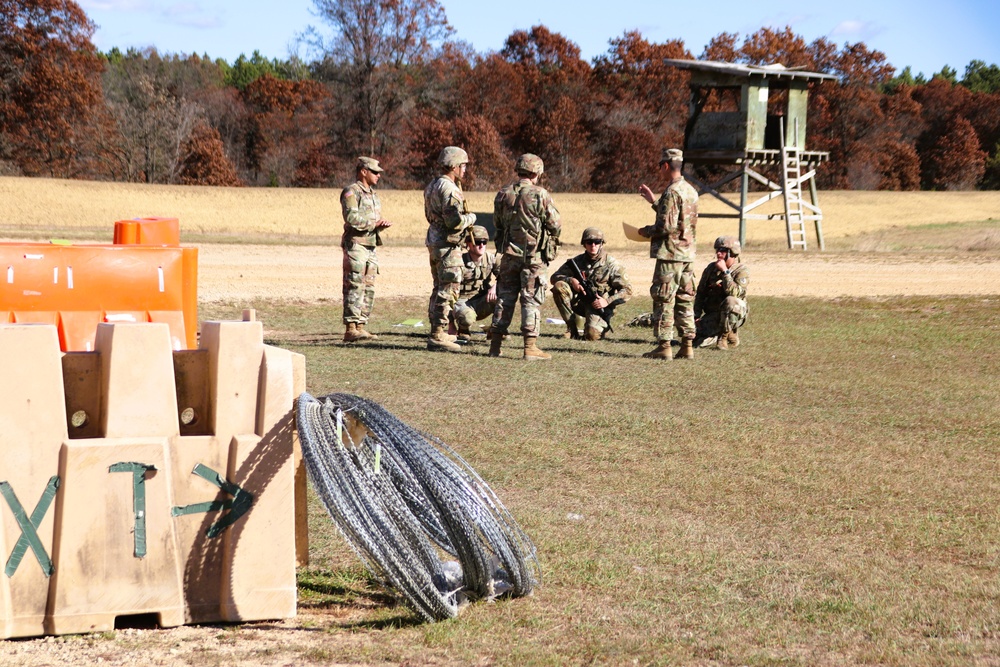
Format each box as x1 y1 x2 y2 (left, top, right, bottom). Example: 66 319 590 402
343 323 365 343
427 327 463 352
561 323 580 340
357 323 378 340
727 330 740 348
584 326 601 341
675 338 695 359
642 341 672 360
523 336 551 361
716 333 729 350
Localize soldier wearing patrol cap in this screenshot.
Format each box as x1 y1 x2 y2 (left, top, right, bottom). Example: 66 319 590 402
489 153 562 360
424 146 477 352
450 225 499 342
637 147 699 360
550 226 633 340
694 235 749 350
340 156 392 343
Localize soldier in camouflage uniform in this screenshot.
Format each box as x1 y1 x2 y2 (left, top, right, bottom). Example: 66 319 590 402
550 226 633 340
341 156 392 342
452 225 499 342
490 153 561 360
424 146 477 352
694 235 749 350
638 148 699 360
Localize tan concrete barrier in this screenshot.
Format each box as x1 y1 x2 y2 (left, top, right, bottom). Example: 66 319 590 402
0 319 305 638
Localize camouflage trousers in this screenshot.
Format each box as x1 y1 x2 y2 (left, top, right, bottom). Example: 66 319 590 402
453 292 494 331
427 245 463 330
550 281 610 334
491 254 548 337
696 297 748 339
651 260 696 342
342 243 378 324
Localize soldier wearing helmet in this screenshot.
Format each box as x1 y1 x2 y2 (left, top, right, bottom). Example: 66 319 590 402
451 225 499 342
693 235 750 350
637 147 699 360
341 156 392 343
550 227 633 340
489 153 561 360
424 146 477 353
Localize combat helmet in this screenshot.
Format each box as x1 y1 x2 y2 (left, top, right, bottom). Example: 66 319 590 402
515 153 544 176
438 146 469 169
581 227 605 244
714 235 741 256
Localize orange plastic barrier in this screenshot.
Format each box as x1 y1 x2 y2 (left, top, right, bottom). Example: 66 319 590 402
0 218 197 351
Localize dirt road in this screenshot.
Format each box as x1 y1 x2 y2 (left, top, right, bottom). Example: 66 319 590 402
198 245 1000 303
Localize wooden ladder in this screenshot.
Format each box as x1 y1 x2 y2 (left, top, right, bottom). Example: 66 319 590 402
781 142 809 250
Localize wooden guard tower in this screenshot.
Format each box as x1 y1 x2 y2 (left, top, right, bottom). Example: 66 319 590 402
664 59 837 250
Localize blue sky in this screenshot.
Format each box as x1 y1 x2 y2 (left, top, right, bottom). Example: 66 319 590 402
81 0 999 78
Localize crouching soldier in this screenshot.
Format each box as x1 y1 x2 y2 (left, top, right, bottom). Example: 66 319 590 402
694 235 749 349
550 227 633 340
452 225 499 342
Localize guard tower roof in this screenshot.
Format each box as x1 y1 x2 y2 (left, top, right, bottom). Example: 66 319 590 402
664 58 839 83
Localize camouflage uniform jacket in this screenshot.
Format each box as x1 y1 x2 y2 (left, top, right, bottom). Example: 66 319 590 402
646 176 698 262
340 180 381 248
494 178 561 259
551 251 634 304
424 176 476 248
459 249 499 300
694 260 749 318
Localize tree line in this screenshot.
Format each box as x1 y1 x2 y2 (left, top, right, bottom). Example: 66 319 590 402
2 0 999 192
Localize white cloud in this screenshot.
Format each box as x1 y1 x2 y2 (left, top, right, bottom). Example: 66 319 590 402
160 3 223 29
79 0 153 11
830 19 884 41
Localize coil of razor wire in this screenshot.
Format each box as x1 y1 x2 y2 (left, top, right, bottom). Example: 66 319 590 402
296 392 540 622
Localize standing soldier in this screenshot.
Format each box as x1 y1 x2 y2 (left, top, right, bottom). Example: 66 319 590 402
550 227 633 340
341 156 392 342
489 153 561 360
452 225 499 342
424 146 477 353
694 235 749 350
638 148 699 360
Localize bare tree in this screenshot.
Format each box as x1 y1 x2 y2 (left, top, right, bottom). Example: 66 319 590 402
304 0 453 157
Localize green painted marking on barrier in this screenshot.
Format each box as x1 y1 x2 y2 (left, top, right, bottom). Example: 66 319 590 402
170 463 253 539
109 462 156 558
1 476 60 578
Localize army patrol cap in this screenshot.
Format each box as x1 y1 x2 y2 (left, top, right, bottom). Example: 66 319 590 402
356 156 383 173
438 146 469 169
581 227 605 244
660 148 684 165
515 153 544 176
470 225 489 242
714 235 741 256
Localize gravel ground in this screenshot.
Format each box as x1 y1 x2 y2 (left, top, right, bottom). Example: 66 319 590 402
197 245 1000 304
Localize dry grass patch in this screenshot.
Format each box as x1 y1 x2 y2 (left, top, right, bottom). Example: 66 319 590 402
3 176 998 252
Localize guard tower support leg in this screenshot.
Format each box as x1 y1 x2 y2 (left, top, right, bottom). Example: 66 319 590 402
809 176 825 251
738 164 749 248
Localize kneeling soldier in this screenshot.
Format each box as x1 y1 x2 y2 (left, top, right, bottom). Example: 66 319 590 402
694 235 749 349
452 225 499 342
550 227 633 340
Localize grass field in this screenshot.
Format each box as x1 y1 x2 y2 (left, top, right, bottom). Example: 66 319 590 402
196 294 1000 666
